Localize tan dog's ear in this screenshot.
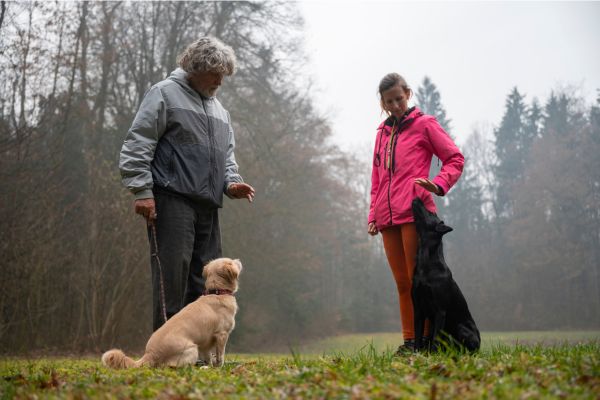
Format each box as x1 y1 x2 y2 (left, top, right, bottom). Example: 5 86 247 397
234 259 243 272
217 261 239 283
202 259 214 279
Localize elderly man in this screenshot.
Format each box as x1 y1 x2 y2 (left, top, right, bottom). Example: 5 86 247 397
119 36 254 331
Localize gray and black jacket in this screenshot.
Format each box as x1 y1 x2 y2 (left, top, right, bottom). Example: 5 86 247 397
119 68 243 208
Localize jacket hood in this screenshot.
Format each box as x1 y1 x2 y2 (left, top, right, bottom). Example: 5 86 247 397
378 107 424 133
168 68 214 99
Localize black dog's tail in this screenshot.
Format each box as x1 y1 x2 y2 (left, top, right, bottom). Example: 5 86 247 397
459 324 481 352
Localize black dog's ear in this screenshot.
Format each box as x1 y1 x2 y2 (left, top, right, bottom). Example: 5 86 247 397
435 221 453 235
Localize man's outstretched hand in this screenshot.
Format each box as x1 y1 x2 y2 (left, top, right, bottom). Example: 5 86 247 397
227 183 255 203
135 198 157 224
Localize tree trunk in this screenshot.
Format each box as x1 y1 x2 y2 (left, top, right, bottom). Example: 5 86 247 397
0 1 7 32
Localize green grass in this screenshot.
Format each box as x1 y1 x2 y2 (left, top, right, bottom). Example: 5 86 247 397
1 332 598 399
298 330 600 354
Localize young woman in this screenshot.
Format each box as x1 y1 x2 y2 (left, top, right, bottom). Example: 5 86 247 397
368 73 464 353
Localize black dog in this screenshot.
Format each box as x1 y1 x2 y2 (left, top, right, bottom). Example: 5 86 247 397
411 197 480 352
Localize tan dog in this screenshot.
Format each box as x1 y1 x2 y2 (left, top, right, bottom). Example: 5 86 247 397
102 258 242 368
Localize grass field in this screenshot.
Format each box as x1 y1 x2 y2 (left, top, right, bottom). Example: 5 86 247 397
298 330 600 354
1 332 598 399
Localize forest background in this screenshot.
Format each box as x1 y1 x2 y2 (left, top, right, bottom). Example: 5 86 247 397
1 1 598 353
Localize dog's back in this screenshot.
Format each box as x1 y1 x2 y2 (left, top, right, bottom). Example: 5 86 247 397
411 198 480 352
443 280 481 351
101 258 242 368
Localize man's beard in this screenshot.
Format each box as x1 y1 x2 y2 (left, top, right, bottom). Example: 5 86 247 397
199 87 218 98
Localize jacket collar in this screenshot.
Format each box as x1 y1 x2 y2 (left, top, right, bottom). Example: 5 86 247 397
379 107 423 134
168 68 215 100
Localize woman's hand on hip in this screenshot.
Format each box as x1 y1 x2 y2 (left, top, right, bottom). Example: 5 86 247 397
368 222 379 236
414 178 442 196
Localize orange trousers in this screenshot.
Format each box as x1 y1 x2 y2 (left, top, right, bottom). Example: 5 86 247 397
381 223 429 340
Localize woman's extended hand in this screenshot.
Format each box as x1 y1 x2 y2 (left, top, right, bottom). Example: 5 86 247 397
368 222 379 236
414 178 442 196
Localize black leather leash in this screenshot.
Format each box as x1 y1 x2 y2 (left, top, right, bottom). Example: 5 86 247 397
149 222 168 324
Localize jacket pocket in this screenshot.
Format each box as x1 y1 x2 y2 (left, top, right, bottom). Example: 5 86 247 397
169 143 210 198
151 142 174 187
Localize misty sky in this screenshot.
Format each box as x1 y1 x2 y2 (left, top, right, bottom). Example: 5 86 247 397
299 1 600 151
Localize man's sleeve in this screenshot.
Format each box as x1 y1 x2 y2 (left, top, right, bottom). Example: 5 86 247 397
223 112 244 198
119 86 167 200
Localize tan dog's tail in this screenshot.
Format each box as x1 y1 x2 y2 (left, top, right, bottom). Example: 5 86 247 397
101 349 151 369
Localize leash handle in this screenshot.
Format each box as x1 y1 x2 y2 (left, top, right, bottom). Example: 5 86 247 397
150 223 168 324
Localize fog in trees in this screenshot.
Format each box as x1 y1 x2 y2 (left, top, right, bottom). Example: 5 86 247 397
0 1 598 354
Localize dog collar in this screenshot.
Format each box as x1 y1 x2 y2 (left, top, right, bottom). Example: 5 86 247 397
203 289 234 296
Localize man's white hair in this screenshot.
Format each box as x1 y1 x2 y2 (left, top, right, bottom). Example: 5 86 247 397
177 36 236 75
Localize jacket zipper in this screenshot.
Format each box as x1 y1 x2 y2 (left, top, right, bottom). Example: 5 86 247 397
385 116 414 226
387 164 393 226
201 98 215 199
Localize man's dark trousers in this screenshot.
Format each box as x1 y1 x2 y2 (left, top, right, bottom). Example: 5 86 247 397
148 189 222 331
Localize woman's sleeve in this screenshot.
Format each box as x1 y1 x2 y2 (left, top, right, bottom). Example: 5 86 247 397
368 142 380 224
425 117 464 196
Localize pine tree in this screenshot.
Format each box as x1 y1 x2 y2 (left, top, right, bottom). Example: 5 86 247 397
505 89 600 328
416 76 452 132
525 98 542 145
591 89 600 128
493 87 528 218
543 92 570 136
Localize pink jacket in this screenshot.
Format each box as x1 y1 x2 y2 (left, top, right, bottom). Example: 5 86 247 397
368 107 464 230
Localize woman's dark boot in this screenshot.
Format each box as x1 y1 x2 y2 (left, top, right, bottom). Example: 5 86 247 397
394 339 415 356
421 336 433 352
